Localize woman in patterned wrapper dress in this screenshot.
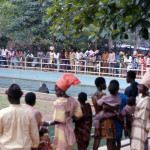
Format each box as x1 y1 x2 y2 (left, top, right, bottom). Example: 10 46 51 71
92 77 106 150
131 70 150 150
94 80 121 150
73 92 92 150
47 73 83 150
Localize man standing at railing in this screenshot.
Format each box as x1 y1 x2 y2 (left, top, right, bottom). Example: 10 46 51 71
107 49 115 75
1 46 9 67
102 50 109 74
70 49 76 70
146 53 150 68
26 50 34 67
49 46 54 69
54 50 60 72
75 50 81 71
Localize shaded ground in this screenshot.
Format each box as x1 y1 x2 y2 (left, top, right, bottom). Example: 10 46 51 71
0 88 94 121
0 88 56 121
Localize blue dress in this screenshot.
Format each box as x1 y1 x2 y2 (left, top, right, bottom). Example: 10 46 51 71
113 93 128 141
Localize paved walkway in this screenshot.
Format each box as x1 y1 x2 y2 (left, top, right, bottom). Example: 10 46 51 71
98 139 130 150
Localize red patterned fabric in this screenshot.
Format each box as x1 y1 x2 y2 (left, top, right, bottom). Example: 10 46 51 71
56 73 81 91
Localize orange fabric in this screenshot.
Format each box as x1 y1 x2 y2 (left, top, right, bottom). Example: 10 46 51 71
56 73 81 91
135 52 138 58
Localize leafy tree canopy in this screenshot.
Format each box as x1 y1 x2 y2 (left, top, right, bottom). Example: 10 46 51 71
46 0 150 40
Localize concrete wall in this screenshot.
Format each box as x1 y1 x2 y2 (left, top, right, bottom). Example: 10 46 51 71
0 69 140 90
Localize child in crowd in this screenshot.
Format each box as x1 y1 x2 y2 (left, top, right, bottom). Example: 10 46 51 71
122 97 135 138
24 92 52 150
73 92 92 150
94 80 121 150
113 92 128 150
92 77 106 150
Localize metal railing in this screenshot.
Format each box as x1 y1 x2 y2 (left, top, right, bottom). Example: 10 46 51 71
0 56 150 79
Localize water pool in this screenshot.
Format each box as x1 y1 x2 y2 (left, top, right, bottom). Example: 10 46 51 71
0 77 125 99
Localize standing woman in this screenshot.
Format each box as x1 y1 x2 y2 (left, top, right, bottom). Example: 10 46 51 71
48 73 83 150
131 70 150 150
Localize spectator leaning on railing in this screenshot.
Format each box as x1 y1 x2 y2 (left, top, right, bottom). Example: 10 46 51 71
102 50 108 73
1 46 9 67
1 46 150 78
70 49 76 70
107 49 115 75
54 50 60 71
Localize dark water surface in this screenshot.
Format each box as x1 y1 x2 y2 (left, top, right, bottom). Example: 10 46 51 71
0 77 125 98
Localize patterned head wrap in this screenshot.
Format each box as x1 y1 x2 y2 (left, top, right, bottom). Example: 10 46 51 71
56 73 81 91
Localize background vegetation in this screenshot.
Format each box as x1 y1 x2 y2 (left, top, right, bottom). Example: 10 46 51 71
0 0 150 52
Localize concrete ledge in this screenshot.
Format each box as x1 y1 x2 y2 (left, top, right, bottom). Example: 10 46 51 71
0 68 140 90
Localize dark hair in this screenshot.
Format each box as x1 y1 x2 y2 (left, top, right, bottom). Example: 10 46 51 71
95 77 105 88
128 97 135 106
6 84 23 99
108 80 119 95
78 92 87 103
42 83 46 86
25 92 36 106
127 71 136 79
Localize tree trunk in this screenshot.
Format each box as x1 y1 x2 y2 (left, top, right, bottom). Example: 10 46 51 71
52 35 55 47
95 38 97 50
108 38 113 50
134 36 141 51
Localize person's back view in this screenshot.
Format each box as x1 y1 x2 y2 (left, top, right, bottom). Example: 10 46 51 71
124 71 138 98
38 83 49 93
0 84 39 150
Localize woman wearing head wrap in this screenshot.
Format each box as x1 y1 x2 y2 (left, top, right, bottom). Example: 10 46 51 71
48 73 83 150
131 70 150 150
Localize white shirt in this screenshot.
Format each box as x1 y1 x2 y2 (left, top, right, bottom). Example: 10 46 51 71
54 53 60 59
147 57 150 64
2 49 9 57
0 104 39 149
27 53 34 58
75 52 80 60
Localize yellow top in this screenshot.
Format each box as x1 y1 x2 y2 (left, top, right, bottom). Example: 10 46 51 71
0 104 39 149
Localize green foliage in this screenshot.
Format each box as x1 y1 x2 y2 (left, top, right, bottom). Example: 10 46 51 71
7 0 52 41
0 0 16 34
0 34 9 47
46 0 150 40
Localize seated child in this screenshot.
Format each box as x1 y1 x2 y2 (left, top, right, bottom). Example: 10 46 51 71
94 80 121 150
121 97 135 138
73 92 92 150
24 92 52 150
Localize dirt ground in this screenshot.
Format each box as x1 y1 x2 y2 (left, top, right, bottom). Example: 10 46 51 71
0 88 94 121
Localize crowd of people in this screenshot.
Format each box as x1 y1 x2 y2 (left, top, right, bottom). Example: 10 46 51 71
0 70 150 150
0 46 150 76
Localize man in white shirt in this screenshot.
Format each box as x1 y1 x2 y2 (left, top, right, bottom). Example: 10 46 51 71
146 54 150 68
54 51 60 71
1 47 9 67
75 50 83 71
27 50 34 67
0 84 39 150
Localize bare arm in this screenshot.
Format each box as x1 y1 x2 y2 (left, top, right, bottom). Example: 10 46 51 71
41 120 61 126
